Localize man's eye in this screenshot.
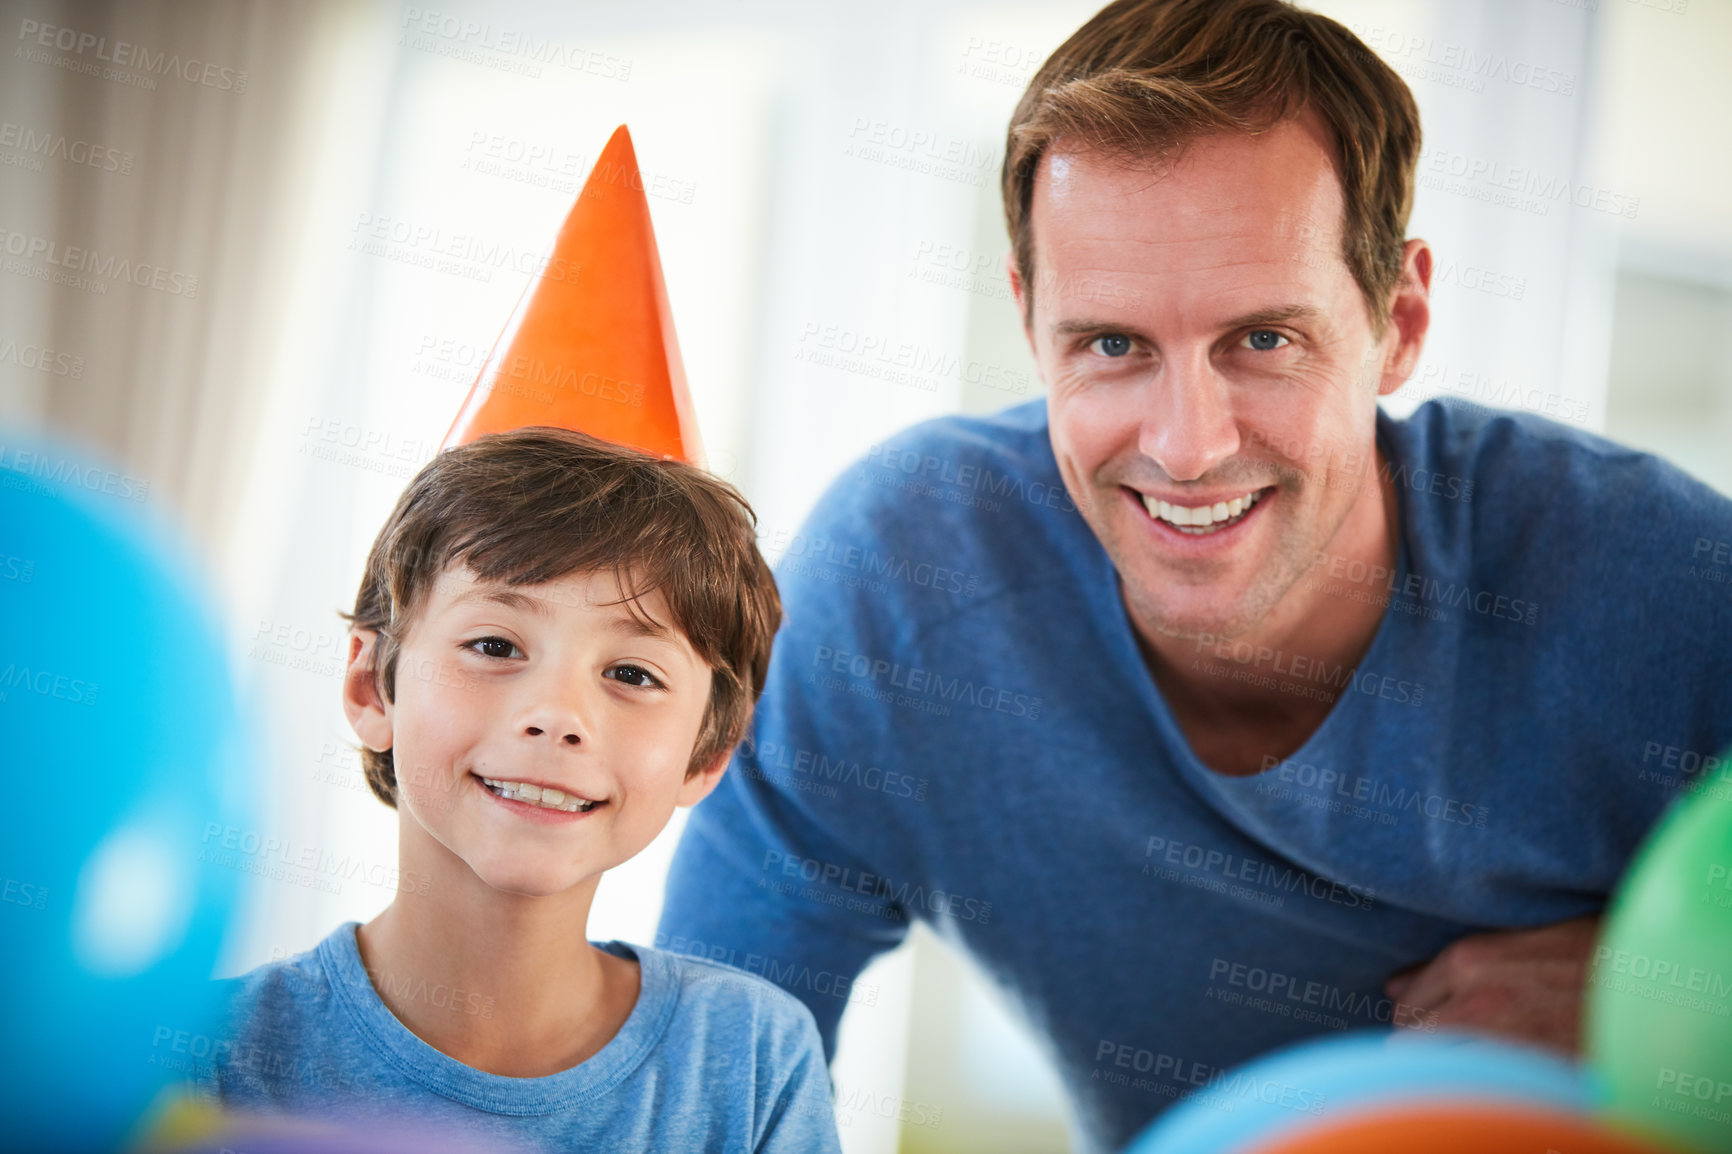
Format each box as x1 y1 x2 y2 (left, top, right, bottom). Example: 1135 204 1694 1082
466 637 521 660
606 664 664 690
1089 334 1134 358
1242 329 1289 351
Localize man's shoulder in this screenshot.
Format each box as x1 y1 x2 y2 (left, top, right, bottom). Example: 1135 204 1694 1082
1387 400 1732 630
782 399 1093 608
1391 398 1729 514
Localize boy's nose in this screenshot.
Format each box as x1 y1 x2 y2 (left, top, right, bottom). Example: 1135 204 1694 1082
524 724 581 746
512 665 595 745
518 689 591 747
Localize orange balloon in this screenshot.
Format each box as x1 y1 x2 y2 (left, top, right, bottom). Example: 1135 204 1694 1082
442 124 703 465
1242 1103 1681 1154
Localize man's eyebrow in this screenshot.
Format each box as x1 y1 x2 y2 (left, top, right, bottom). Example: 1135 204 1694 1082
451 587 553 619
1050 305 1324 340
1223 304 1324 329
1046 315 1143 332
1051 317 1150 338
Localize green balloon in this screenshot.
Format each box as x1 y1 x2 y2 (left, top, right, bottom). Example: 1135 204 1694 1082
1587 757 1732 1154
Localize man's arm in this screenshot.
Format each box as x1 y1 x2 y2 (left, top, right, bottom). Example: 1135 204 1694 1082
1385 914 1601 1052
660 749 908 1056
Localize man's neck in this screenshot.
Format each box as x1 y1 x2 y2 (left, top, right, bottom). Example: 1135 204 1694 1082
1133 449 1402 776
355 828 639 1077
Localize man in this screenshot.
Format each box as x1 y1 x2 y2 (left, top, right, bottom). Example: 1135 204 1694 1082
660 1 1732 1150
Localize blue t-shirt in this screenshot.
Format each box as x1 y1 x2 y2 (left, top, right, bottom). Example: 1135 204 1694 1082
203 923 842 1153
658 398 1732 1154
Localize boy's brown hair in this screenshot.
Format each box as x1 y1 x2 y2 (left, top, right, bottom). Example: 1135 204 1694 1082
1002 0 1422 331
342 426 782 808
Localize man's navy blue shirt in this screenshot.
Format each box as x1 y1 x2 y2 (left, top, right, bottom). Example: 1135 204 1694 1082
659 398 1732 1154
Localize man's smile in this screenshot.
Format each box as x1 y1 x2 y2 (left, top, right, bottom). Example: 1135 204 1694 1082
1123 484 1277 544
1137 486 1274 534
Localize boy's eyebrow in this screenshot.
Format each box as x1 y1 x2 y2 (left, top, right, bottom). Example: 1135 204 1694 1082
450 585 680 643
452 587 553 619
605 611 674 641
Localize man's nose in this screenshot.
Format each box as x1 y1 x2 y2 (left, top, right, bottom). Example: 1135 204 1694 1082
1136 350 1240 482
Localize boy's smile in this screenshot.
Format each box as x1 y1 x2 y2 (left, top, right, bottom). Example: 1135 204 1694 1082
477 775 602 814
344 564 726 902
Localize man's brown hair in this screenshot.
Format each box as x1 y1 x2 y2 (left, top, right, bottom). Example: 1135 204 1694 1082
342 426 782 808
1003 0 1421 330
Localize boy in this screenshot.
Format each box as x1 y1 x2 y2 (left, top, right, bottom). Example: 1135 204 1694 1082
207 425 842 1152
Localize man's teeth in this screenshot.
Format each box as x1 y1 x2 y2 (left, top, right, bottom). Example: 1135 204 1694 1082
1142 490 1264 533
480 777 597 813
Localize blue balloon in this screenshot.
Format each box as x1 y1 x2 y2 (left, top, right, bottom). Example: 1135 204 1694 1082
1123 1030 1601 1154
0 431 254 1151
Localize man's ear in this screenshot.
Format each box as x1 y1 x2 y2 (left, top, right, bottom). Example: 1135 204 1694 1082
675 749 732 808
1378 238 1433 397
1007 251 1033 336
342 629 394 753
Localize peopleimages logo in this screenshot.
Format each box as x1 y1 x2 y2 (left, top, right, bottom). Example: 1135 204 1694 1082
0 121 133 174
0 441 150 501
762 850 994 925
0 337 83 377
768 529 981 597
1257 756 1490 830
399 9 632 80
15 19 248 91
0 228 198 297
1207 958 1438 1030
1094 1037 1328 1115
0 663 99 706
1144 835 1378 911
810 645 1044 721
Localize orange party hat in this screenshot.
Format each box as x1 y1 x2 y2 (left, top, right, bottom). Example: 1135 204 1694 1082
441 125 703 464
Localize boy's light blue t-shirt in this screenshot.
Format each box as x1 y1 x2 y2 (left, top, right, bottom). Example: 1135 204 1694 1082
206 923 842 1153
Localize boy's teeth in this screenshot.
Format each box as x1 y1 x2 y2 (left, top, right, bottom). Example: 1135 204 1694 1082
480 776 597 813
1143 490 1263 533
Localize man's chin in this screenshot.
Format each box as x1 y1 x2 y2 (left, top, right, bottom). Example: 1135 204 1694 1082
1113 537 1311 647
1136 607 1256 645
1119 572 1283 647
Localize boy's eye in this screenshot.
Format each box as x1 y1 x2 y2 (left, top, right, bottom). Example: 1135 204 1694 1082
1241 329 1289 351
605 664 665 690
467 636 521 660
1089 334 1134 358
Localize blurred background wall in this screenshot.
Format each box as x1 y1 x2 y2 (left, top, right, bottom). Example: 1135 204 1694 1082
2 0 1727 1150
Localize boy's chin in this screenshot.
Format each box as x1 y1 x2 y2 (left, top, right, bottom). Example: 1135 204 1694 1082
464 858 601 901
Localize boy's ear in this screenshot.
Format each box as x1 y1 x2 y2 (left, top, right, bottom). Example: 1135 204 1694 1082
674 749 732 808
342 630 394 753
